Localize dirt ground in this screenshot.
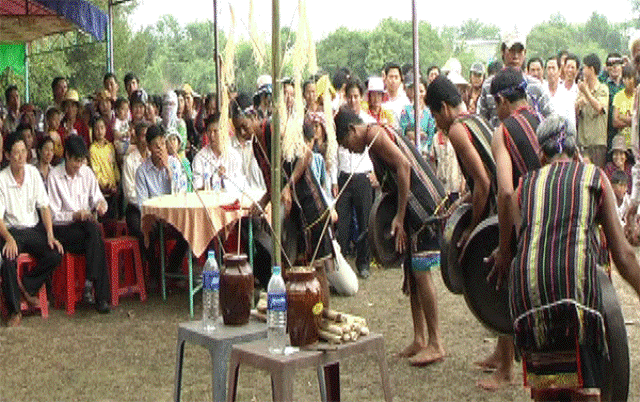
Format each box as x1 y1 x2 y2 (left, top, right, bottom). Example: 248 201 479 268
0 262 638 402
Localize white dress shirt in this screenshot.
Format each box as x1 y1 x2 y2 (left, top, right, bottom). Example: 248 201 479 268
122 146 149 206
230 136 266 191
337 111 375 175
47 163 106 225
192 146 245 191
0 164 49 229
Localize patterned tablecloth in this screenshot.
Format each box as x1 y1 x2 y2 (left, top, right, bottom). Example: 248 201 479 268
141 189 265 258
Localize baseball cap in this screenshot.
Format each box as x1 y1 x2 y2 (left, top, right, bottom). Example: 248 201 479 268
502 30 526 49
470 62 485 75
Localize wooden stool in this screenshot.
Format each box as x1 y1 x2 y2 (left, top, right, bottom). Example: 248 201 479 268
16 254 49 319
226 333 392 402
104 236 147 307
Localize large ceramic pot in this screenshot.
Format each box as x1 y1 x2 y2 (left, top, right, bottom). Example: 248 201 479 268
285 267 323 347
220 253 253 326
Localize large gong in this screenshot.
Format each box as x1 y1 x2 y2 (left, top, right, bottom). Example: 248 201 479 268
440 203 471 295
459 215 513 334
369 192 403 267
598 269 630 402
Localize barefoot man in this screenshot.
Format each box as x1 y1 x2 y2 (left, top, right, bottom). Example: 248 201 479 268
335 108 446 365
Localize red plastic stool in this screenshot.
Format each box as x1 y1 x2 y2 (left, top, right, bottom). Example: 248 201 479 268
52 253 86 315
104 236 147 307
16 254 49 319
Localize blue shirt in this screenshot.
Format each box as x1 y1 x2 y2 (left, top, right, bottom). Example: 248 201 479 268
135 155 183 205
399 104 436 154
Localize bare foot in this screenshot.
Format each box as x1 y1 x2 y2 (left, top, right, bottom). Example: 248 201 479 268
476 369 514 391
7 312 22 327
408 345 445 366
474 354 500 372
396 341 425 358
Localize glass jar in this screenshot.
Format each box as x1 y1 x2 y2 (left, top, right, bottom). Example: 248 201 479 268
286 267 323 347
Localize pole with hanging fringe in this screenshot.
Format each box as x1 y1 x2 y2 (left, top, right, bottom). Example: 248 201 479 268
272 0 282 268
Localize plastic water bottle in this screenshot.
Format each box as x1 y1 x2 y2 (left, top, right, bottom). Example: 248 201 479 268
202 250 220 331
267 265 287 354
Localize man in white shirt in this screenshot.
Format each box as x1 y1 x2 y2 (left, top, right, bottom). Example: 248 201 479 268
0 131 63 326
193 112 245 191
123 122 150 256
229 111 266 191
545 56 576 130
336 80 377 279
382 63 410 129
47 136 111 314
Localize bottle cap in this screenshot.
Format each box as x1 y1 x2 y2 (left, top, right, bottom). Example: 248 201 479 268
208 250 216 260
272 265 281 275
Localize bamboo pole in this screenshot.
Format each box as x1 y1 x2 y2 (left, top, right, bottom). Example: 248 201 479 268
412 0 420 148
271 0 282 268
213 0 221 110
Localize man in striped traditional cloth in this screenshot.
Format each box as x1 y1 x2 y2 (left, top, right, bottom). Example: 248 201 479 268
335 107 447 366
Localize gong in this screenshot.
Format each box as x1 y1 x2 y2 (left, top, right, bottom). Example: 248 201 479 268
598 269 630 402
440 203 471 295
369 192 403 267
459 215 513 334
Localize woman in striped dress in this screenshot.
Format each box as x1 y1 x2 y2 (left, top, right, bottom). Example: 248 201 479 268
510 115 640 397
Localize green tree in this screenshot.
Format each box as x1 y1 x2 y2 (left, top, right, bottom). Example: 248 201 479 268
459 19 500 40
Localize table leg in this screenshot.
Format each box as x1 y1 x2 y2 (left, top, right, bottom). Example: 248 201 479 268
248 218 253 270
323 362 340 402
316 365 328 402
160 223 167 301
226 350 241 402
271 368 294 402
173 338 186 402
375 339 393 402
188 249 194 318
209 345 228 402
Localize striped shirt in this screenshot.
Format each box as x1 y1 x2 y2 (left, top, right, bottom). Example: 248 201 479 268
510 161 606 353
500 105 541 188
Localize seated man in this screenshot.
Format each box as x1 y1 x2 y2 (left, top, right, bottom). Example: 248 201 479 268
192 112 244 191
135 124 188 278
47 135 111 314
0 131 63 326
123 122 150 254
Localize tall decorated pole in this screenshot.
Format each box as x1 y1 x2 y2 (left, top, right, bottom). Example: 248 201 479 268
213 0 221 110
412 0 420 148
271 0 282 268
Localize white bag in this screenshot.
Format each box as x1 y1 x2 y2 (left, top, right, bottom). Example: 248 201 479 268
327 240 359 296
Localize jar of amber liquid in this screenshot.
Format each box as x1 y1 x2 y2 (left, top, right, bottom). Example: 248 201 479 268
286 267 323 347
220 254 254 325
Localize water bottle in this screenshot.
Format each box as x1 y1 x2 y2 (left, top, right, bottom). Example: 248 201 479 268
267 265 287 354
202 250 220 331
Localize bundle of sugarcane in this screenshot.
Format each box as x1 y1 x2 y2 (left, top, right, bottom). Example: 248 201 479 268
318 309 370 344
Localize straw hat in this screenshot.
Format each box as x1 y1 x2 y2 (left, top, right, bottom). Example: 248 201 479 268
367 77 386 94
610 135 628 153
63 89 80 104
447 70 469 86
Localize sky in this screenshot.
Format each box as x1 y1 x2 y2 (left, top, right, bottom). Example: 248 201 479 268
129 0 636 40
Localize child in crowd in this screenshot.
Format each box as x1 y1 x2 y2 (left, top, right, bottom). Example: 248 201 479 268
45 107 64 164
89 116 120 220
113 97 132 164
166 131 193 192
96 89 115 142
605 134 633 193
613 64 636 146
611 169 631 225
303 121 334 209
36 136 55 184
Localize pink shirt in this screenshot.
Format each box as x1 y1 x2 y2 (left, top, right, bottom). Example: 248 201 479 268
47 163 106 225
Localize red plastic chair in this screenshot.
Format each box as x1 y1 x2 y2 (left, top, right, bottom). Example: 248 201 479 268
52 253 86 315
104 236 147 307
16 254 49 319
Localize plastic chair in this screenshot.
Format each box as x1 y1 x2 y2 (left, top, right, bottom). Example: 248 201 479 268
104 236 147 307
15 254 49 319
51 253 86 315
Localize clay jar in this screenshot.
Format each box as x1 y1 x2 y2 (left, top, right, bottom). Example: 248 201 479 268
220 254 254 325
286 267 323 347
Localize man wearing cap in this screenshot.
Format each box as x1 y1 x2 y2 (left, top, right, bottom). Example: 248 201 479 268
477 30 553 129
602 53 624 148
466 62 485 114
59 89 91 147
366 77 396 127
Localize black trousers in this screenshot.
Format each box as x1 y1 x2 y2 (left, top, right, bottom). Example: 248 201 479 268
336 172 372 267
53 220 110 303
0 223 62 314
125 203 145 260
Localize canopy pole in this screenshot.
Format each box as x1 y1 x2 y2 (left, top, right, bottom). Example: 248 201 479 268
107 0 114 73
412 0 420 148
213 0 220 110
271 0 282 268
25 43 30 103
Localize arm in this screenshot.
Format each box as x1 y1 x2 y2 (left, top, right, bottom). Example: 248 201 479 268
122 156 136 203
600 175 640 299
488 126 517 287
448 122 491 229
613 106 629 128
282 147 313 215
369 125 411 252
